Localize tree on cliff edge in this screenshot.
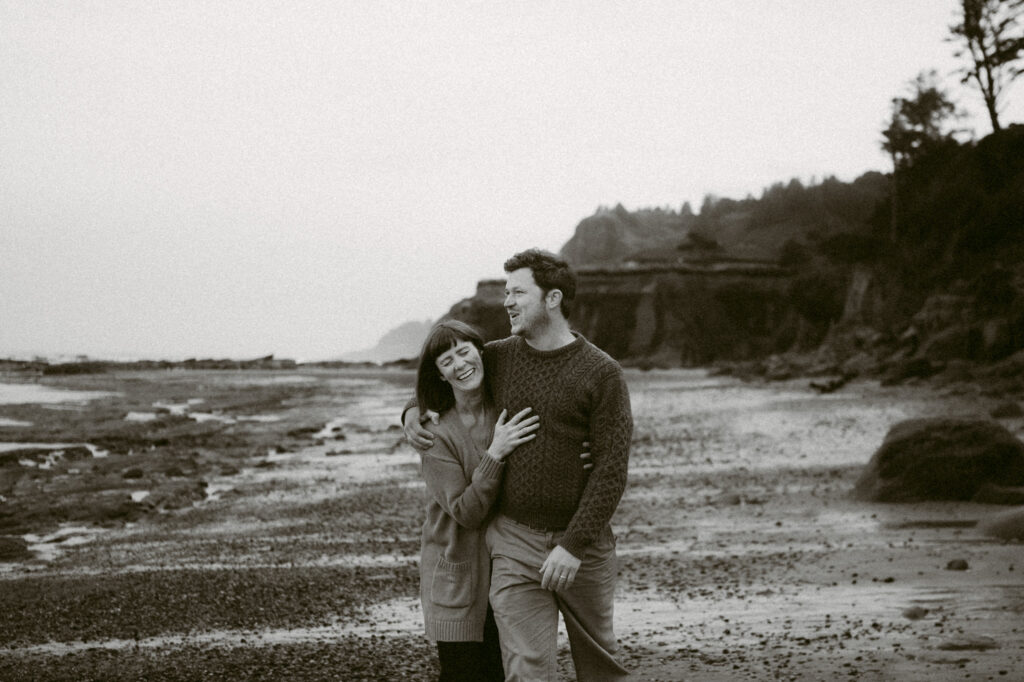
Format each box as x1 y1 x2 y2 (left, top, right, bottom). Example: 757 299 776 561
949 0 1024 132
881 71 960 240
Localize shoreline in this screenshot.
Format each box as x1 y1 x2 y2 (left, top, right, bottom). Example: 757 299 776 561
0 369 1022 680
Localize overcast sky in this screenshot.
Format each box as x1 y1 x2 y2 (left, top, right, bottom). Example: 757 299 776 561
3 1 1021 361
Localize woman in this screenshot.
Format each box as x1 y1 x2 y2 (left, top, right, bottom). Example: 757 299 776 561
415 320 539 681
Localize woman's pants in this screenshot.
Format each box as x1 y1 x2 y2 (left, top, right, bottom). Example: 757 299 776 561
436 605 504 682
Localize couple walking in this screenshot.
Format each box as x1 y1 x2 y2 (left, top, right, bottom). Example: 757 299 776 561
404 249 633 681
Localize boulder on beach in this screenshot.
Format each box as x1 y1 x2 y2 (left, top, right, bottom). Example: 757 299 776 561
0 536 31 561
978 506 1024 541
853 418 1024 502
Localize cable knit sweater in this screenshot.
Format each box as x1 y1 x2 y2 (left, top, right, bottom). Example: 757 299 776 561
482 333 632 559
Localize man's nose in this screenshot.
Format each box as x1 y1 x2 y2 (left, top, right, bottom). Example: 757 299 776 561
503 293 513 308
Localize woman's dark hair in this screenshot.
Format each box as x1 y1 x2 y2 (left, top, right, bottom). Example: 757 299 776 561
416 320 486 414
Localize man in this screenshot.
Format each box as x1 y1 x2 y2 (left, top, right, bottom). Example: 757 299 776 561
404 248 632 680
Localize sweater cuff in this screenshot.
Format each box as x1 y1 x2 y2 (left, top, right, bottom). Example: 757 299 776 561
475 453 504 479
558 533 588 561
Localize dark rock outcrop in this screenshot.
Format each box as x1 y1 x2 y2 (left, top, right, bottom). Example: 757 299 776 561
853 418 1024 502
561 205 688 267
0 536 31 561
444 264 807 366
979 506 1024 540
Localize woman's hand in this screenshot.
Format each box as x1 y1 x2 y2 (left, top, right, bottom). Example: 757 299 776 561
487 408 540 461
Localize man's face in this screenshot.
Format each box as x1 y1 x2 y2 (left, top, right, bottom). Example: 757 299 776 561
504 267 549 337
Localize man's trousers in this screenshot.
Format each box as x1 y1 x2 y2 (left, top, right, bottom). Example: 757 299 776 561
486 514 629 681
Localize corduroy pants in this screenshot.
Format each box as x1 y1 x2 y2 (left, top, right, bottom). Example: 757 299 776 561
486 515 629 681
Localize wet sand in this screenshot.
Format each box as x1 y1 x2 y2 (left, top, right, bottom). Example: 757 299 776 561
0 368 1022 680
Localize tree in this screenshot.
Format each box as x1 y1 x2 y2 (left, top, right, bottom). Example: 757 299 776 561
949 0 1024 132
881 71 960 240
882 71 959 171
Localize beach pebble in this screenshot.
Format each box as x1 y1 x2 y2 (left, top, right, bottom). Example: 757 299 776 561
902 606 929 620
945 559 969 571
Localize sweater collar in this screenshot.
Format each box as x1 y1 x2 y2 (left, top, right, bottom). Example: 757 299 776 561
516 331 585 357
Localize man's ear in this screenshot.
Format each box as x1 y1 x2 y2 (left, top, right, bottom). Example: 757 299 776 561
546 289 563 310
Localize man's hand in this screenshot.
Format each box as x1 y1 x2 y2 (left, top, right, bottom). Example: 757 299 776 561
402 407 438 450
540 545 582 591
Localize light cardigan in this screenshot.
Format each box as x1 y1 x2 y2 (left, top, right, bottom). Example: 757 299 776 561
418 407 504 642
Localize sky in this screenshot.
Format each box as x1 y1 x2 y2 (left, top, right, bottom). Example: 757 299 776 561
3 1 1022 362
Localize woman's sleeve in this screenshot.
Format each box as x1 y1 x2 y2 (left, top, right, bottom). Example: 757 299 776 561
420 434 504 529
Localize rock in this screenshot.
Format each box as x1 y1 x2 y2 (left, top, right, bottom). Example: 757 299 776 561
0 468 25 496
972 483 1024 505
902 606 929 620
57 446 94 462
979 348 1024 382
919 325 973 361
840 352 878 377
880 358 941 386
936 635 999 651
991 401 1023 419
122 467 145 479
711 492 743 506
852 418 1024 502
912 294 973 334
898 325 920 352
146 481 208 510
931 359 976 387
979 318 1014 361
764 355 794 382
810 371 856 394
945 559 969 571
0 536 31 561
978 507 1024 541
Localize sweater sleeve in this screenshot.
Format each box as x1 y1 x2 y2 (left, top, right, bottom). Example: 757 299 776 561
400 395 418 427
420 430 505 530
558 367 632 559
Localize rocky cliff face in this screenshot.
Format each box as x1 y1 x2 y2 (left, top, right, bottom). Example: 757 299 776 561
560 205 689 266
439 130 1024 372
443 264 811 366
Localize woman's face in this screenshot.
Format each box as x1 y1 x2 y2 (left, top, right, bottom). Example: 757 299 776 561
434 339 484 394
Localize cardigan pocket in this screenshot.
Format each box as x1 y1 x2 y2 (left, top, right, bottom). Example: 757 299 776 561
430 556 474 608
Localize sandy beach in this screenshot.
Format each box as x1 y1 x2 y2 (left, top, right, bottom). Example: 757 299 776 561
0 367 1022 681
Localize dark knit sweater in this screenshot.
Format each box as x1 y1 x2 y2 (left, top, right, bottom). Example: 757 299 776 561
482 333 632 559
